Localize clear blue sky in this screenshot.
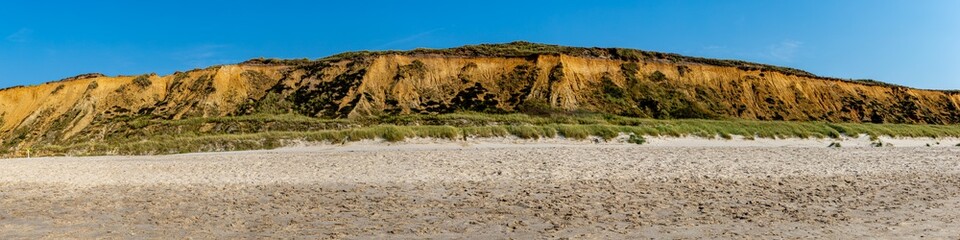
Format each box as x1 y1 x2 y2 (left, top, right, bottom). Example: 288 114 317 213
2 0 958 90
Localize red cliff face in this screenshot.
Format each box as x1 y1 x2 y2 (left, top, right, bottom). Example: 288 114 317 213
2 42 959 149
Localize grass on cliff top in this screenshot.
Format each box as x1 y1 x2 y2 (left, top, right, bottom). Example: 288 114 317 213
242 42 821 78
233 42 960 91
13 112 960 157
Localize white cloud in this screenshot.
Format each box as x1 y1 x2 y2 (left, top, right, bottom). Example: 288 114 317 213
170 44 232 68
699 45 730 55
376 28 444 49
702 45 725 51
767 40 802 62
6 28 33 43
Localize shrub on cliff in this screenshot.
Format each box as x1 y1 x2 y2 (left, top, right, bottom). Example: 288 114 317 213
133 75 152 88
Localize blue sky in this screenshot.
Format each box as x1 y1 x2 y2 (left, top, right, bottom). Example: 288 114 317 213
1 0 958 90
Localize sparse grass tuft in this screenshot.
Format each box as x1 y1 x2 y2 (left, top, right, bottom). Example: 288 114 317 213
828 142 842 148
586 125 619 140
378 125 409 142
87 81 98 90
461 126 509 138
411 125 461 139
51 85 65 94
133 75 152 88
719 132 733 140
627 134 646 145
557 125 589 140
11 111 960 158
505 125 543 139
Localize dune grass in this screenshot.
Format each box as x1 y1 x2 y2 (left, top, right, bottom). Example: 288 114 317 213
17 112 960 157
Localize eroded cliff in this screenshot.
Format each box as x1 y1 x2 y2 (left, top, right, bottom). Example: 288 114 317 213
2 42 959 150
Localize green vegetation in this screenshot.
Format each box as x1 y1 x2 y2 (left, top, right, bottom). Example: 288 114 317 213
828 142 842 148
186 74 217 95
600 77 626 99
676 65 692 77
395 60 427 80
232 42 960 94
86 81 98 90
850 79 910 88
627 134 646 145
648 71 668 82
132 74 152 88
241 42 824 80
10 111 960 157
55 73 106 83
516 99 557 116
50 85 65 94
616 69 716 119
171 72 189 90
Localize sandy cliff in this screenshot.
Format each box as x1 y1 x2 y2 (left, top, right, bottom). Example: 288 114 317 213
2 42 958 149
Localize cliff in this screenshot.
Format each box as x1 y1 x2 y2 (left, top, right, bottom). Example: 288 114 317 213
2 42 959 150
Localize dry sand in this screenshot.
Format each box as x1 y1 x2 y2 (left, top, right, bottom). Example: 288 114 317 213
1 137 959 239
